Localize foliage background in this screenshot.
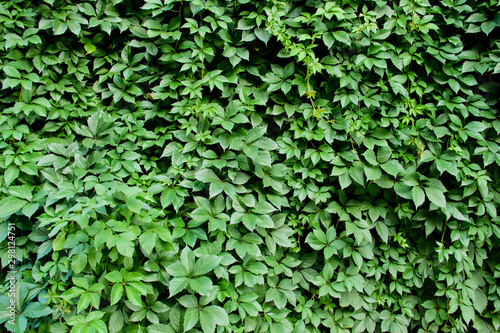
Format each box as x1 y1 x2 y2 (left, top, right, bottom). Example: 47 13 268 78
1 0 500 332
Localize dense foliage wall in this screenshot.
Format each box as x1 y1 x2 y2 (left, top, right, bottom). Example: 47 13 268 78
1 0 500 332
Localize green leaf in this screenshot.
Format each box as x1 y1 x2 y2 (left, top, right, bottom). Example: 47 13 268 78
67 20 81 35
178 295 198 308
389 80 408 97
90 320 107 333
184 307 199 332
481 21 496 35
106 271 123 283
151 225 172 243
52 231 66 252
448 79 460 93
473 288 487 313
461 304 474 324
494 63 500 74
425 308 437 323
169 304 183 332
464 121 486 132
85 43 96 54
3 65 21 78
380 160 402 177
126 197 142 214
161 188 177 208
199 306 228 333
126 285 143 306
363 149 378 165
53 19 68 35
0 197 27 218
323 32 335 48
23 303 52 318
4 165 19 186
412 186 425 208
466 13 487 23
332 30 351 45
195 169 221 183
139 231 157 255
305 232 326 250
116 238 135 257
71 252 88 274
424 187 446 208
190 276 213 295
194 255 220 275
255 27 271 44
375 222 389 244
147 324 176 333
209 181 224 198
166 262 189 277
364 165 382 180
348 165 364 186
110 283 124 305
169 277 189 297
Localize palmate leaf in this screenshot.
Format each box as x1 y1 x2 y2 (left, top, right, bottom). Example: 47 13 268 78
2 0 500 332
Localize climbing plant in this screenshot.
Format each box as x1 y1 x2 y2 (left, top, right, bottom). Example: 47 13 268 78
0 0 500 332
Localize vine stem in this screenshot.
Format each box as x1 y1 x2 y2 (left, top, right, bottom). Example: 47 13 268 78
443 299 450 331
441 221 448 246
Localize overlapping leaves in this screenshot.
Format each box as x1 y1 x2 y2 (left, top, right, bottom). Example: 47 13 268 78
0 0 499 332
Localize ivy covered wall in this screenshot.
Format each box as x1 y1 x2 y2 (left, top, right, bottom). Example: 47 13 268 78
0 0 500 332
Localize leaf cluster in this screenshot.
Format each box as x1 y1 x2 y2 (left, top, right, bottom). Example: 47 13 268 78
1 0 500 332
